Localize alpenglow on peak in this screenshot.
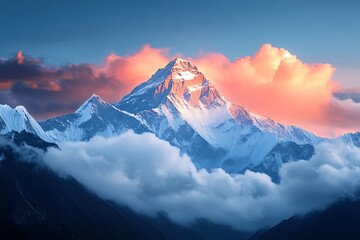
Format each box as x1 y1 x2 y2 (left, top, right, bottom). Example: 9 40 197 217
171 57 197 69
166 57 200 81
117 57 218 112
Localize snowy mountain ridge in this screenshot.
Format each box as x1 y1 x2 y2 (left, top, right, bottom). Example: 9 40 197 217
119 58 322 145
0 104 50 142
114 58 325 172
40 94 148 141
0 58 333 175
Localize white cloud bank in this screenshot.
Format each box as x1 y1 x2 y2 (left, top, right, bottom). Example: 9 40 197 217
42 131 360 231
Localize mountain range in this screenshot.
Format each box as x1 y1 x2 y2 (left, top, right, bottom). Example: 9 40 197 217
0 58 358 179
2 58 360 239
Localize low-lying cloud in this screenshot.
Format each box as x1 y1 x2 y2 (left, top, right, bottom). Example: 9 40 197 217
42 131 360 231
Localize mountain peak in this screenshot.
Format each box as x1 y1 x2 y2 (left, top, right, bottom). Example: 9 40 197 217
171 57 194 68
0 104 50 141
166 58 199 81
84 94 104 104
75 94 108 115
90 93 101 99
88 94 103 102
117 58 224 113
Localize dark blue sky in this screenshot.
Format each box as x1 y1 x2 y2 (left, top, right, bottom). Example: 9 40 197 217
1 0 360 79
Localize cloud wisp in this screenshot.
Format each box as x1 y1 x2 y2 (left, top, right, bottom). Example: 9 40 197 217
334 87 360 103
42 131 360 231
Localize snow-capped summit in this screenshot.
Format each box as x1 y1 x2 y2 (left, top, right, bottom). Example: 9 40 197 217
75 94 103 112
74 94 110 123
116 58 325 172
40 94 148 141
170 57 197 71
40 58 325 175
0 104 50 141
169 57 200 81
117 58 224 113
340 132 360 148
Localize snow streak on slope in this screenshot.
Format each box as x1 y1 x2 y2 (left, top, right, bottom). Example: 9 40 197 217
40 94 148 141
116 58 325 172
0 58 352 178
0 104 50 141
340 132 360 148
3 58 325 175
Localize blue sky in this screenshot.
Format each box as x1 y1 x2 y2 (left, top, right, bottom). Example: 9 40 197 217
1 0 360 70
0 0 360 133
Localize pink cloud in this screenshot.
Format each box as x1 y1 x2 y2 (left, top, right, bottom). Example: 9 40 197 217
189 44 341 136
1 44 360 137
0 46 173 119
101 45 172 101
99 44 360 137
16 51 24 64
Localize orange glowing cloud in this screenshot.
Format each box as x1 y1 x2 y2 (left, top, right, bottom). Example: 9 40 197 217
189 44 339 136
102 45 172 101
16 51 24 64
0 82 12 90
96 44 360 137
0 47 173 119
2 45 359 136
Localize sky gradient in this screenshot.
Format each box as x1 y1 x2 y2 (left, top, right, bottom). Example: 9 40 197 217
1 0 360 137
1 0 360 86
1 0 360 66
